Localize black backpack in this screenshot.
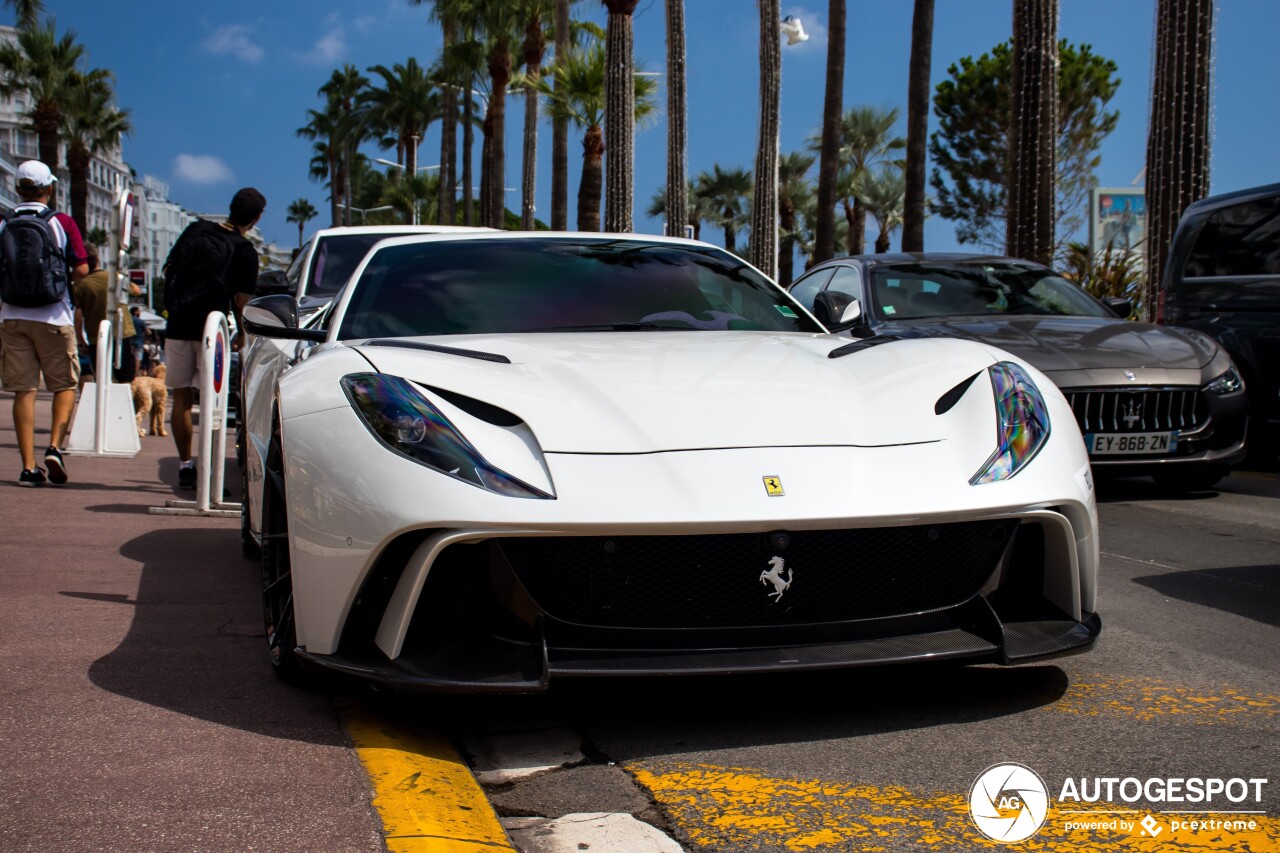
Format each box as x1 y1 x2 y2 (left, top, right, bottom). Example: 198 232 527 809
166 222 236 313
0 207 69 308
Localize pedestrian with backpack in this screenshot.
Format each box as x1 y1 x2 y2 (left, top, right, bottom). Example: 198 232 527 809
0 160 90 486
162 187 264 489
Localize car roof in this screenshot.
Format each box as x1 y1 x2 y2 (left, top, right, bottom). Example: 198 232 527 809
358 230 731 252
830 252 1043 268
310 224 494 239
1181 181 1280 218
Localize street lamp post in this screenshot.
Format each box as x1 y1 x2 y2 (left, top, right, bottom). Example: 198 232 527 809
336 204 394 224
376 160 440 225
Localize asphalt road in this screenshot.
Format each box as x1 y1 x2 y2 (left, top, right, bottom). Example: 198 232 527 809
2 390 1276 852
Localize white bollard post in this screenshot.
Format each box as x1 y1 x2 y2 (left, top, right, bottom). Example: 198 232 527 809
65 319 141 458
150 311 238 518
94 318 112 455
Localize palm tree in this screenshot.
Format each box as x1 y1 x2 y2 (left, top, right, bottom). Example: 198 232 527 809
466 1 522 227
63 75 130 235
695 165 753 255
1007 0 1058 265
364 59 435 175
856 165 906 253
810 106 905 255
778 151 815 286
321 65 372 227
664 0 688 238
433 33 488 225
602 0 640 232
286 199 319 248
647 179 708 240
901 0 934 251
0 21 104 171
1145 0 1212 317
517 0 551 230
297 107 343 226
4 0 40 29
749 0 782 279
551 0 572 229
415 0 462 225
813 0 845 264
381 170 441 225
538 42 656 232
795 193 848 270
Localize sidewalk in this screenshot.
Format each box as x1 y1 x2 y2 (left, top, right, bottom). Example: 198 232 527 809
0 390 383 852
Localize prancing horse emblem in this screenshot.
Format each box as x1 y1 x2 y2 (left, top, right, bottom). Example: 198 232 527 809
1122 399 1141 428
760 556 793 601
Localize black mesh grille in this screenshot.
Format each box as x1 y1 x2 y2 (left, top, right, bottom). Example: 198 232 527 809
498 521 1017 629
1066 388 1208 433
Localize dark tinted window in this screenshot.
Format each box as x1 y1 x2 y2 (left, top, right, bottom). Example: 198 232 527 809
308 234 393 296
1186 195 1280 277
338 238 822 339
787 268 834 311
868 262 1110 319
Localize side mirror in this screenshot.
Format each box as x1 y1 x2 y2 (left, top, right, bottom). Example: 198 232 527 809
242 295 327 342
255 269 294 297
815 290 869 335
1102 296 1133 318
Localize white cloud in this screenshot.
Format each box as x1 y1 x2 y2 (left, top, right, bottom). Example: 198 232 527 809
174 154 234 185
203 24 265 63
298 28 347 66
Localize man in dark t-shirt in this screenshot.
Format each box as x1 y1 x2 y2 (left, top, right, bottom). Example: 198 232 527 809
162 187 265 488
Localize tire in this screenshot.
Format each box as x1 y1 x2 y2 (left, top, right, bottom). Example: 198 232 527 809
260 421 304 682
1152 463 1229 493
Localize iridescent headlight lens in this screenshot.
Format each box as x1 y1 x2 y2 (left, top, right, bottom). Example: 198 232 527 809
341 373 552 499
970 362 1051 485
1205 366 1244 395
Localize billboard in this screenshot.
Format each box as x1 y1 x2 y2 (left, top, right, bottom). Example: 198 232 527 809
1089 187 1145 256
128 269 148 294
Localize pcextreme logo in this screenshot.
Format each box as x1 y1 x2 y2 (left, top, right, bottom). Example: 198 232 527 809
969 763 1050 843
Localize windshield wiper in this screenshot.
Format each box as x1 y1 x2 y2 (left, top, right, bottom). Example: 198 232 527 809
521 322 692 332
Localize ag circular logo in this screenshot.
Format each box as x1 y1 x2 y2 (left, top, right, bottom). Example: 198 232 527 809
969 763 1050 843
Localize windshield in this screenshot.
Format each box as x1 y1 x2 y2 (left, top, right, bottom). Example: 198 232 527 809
337 238 822 339
869 262 1112 320
308 234 396 297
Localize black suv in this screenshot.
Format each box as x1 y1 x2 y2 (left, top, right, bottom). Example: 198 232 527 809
1160 183 1280 462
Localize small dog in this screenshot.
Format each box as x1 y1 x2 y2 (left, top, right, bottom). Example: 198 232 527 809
132 364 168 437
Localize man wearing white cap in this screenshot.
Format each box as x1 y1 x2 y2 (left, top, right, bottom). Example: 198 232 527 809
0 160 89 485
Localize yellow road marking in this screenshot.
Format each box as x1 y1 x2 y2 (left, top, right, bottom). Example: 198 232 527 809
340 700 514 853
1054 675 1280 724
631 762 1280 851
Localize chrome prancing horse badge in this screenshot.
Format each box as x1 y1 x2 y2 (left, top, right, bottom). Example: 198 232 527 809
760 556 793 601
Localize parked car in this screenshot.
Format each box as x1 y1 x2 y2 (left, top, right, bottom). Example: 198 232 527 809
1159 182 1280 464
239 232 1100 691
789 253 1248 491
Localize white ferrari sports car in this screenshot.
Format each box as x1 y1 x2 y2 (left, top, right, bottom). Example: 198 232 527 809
240 233 1101 690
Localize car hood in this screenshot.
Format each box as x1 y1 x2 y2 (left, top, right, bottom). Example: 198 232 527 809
887 315 1217 374
351 332 1004 454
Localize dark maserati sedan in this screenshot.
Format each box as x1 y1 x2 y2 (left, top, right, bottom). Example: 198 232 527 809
789 253 1248 490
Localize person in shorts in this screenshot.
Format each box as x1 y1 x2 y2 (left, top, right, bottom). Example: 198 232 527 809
0 160 89 485
163 187 264 488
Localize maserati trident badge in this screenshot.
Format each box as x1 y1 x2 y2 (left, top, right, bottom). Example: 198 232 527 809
760 556 793 601
763 476 785 496
1123 399 1141 428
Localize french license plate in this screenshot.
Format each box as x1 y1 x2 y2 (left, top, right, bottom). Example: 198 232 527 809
1087 432 1177 456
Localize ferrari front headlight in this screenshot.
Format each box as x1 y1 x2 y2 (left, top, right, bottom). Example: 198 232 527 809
970 362 1051 485
341 373 552 499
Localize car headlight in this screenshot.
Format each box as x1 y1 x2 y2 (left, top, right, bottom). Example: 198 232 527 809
970 362 1051 485
340 373 552 499
1205 366 1244 395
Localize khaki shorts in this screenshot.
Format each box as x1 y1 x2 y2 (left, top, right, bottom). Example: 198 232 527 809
0 319 79 392
165 339 202 389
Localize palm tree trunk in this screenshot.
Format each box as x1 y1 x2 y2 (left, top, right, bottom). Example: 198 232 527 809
778 200 796 286
577 125 603 232
851 197 867 254
875 224 890 253
488 39 512 229
723 206 737 254
521 13 546 230
1007 0 1059 266
345 141 356 226
439 16 457 225
814 0 845 263
33 101 60 172
901 0 934 252
603 0 639 233
66 143 90 235
843 199 857 255
463 89 475 226
749 0 781 279
297 222 304 248
1146 0 1212 320
665 0 688 237
551 0 571 230
480 108 494 227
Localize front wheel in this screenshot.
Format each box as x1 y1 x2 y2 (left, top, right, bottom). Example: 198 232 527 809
1152 463 1229 493
261 421 303 682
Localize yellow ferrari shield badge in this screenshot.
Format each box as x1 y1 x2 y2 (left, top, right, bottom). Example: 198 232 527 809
763 476 785 496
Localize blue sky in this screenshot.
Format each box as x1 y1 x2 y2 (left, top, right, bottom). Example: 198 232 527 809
27 1 1280 257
